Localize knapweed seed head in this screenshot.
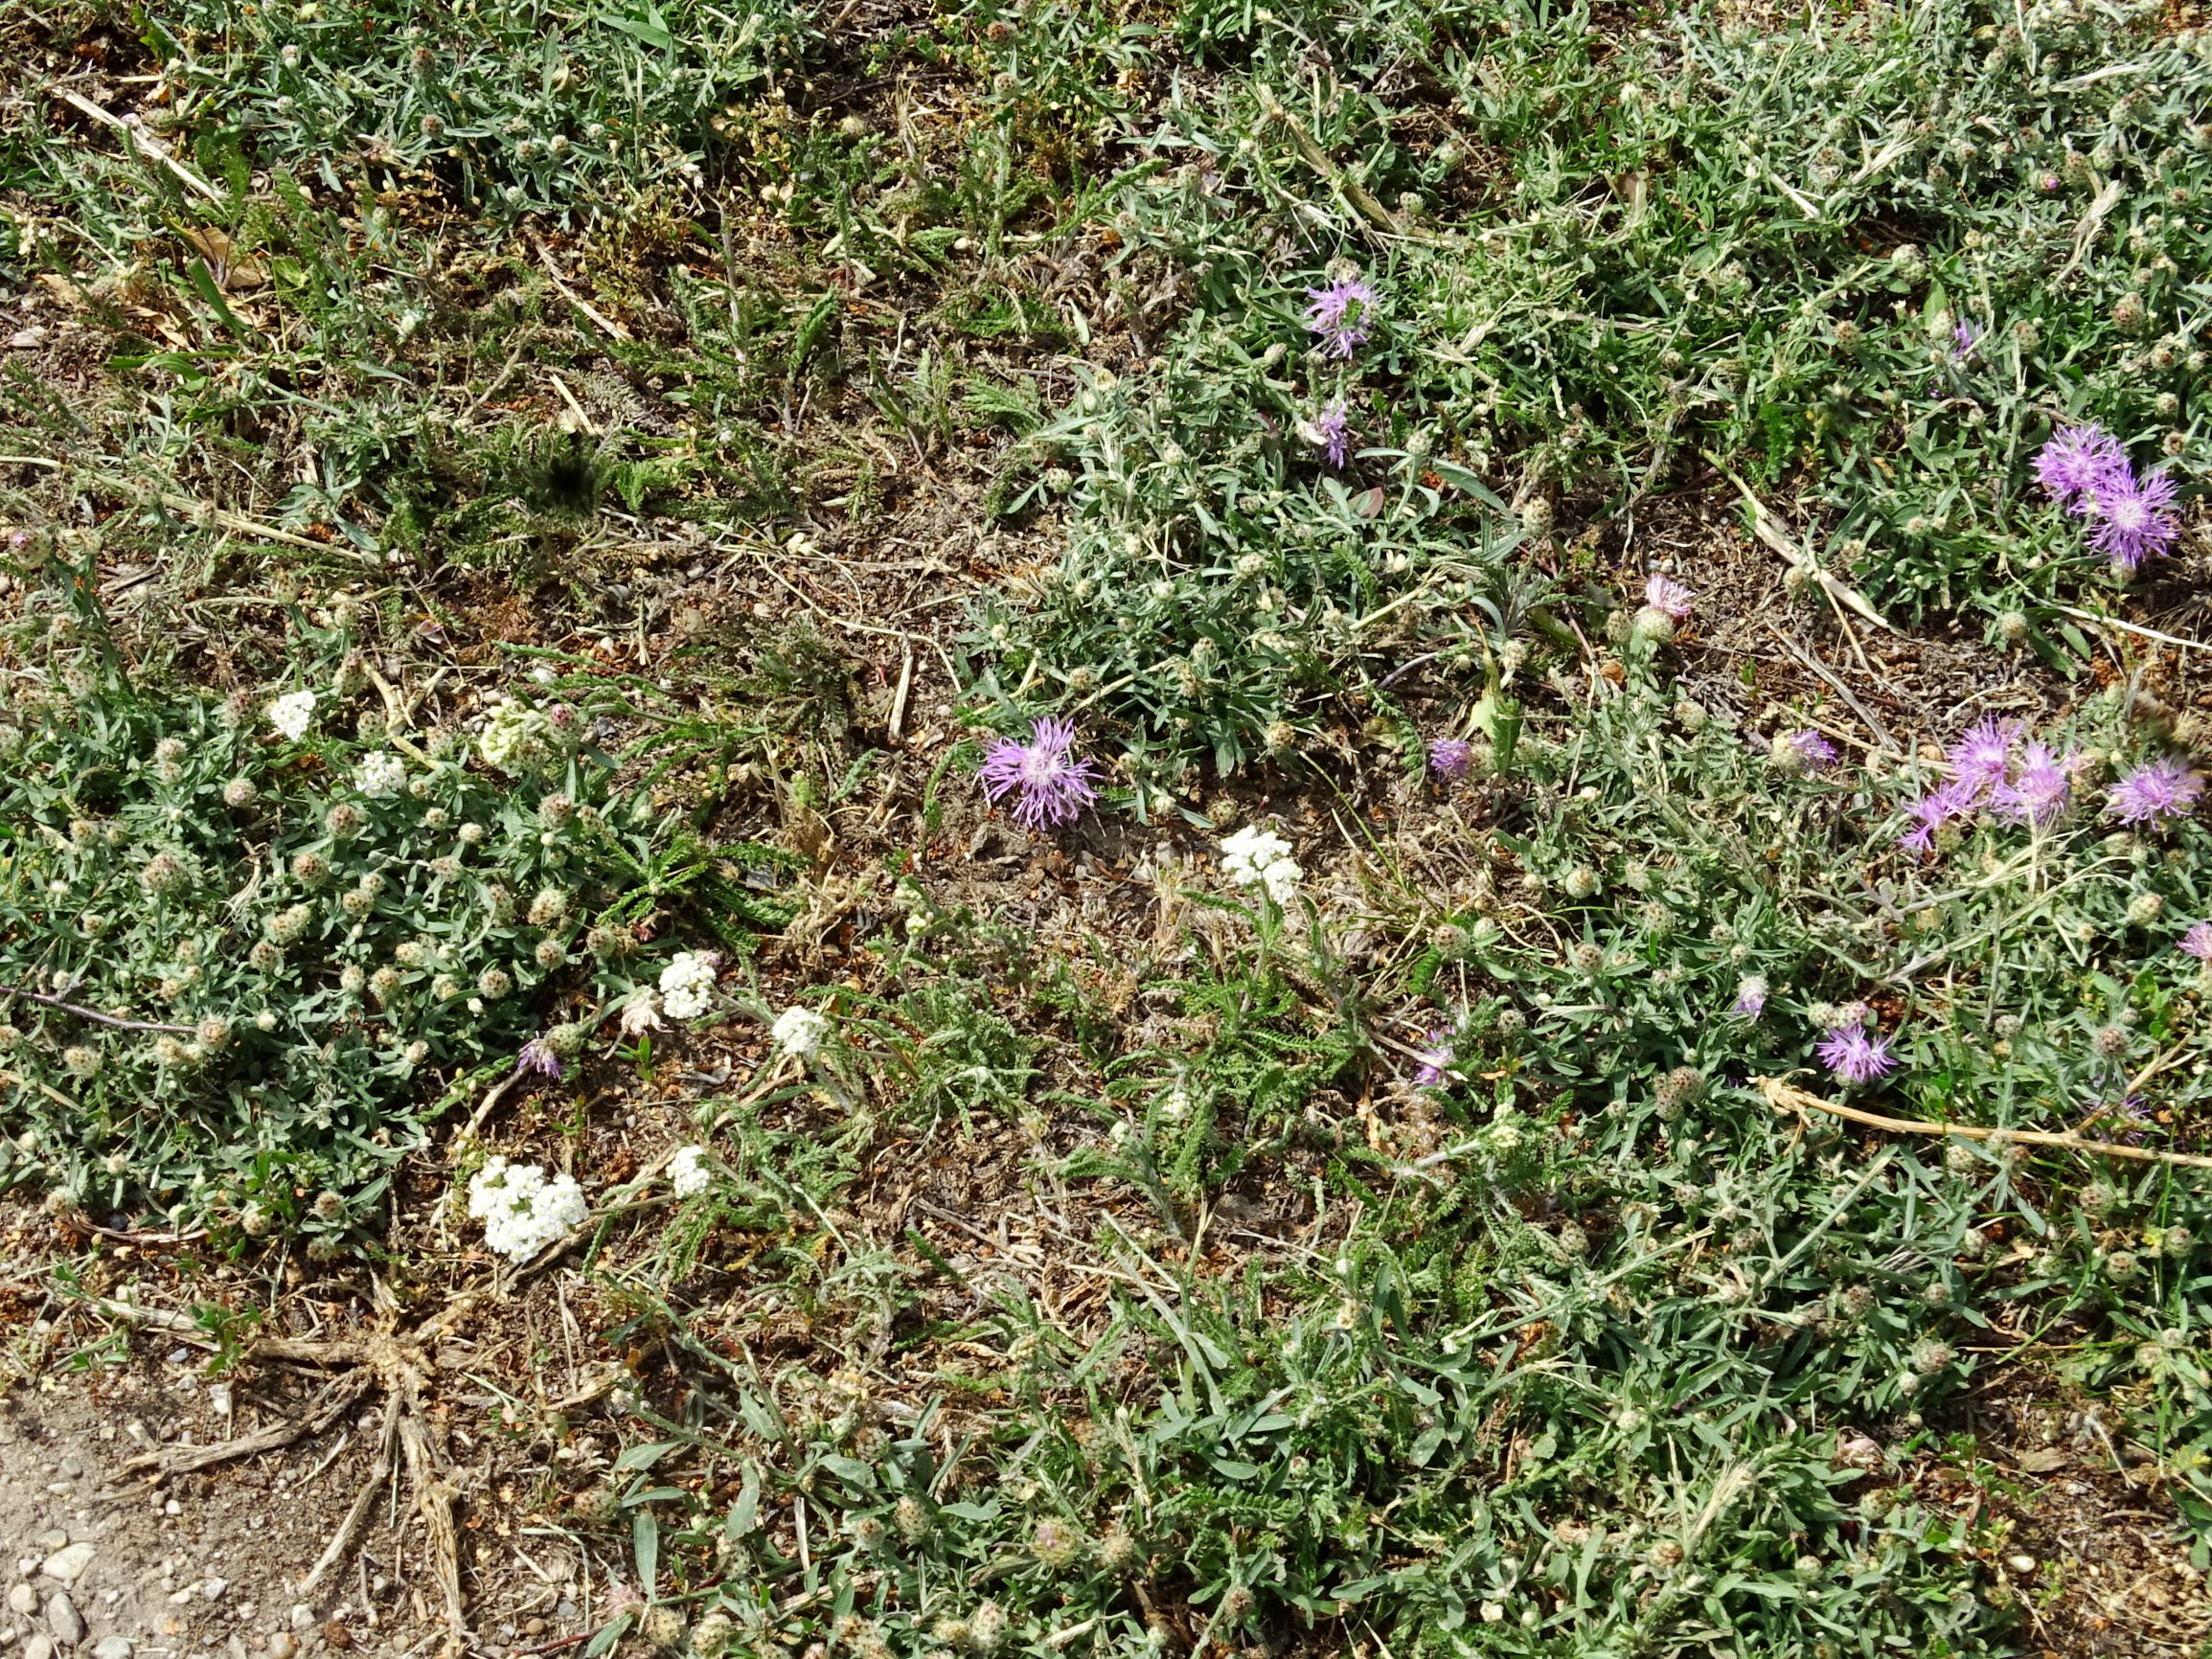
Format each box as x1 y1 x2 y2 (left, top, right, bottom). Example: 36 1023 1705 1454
978 716 1101 830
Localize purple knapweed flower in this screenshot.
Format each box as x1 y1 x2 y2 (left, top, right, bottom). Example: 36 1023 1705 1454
1302 274 1377 360
2087 467 2179 571
1428 738 1475 781
1898 780 1975 857
2178 921 2212 962
1732 976 1767 1018
1946 717 2018 803
1305 400 1351 468
2108 755 2204 828
1789 730 1839 770
1818 1023 1900 1085
1413 1030 1454 1088
2035 423 2127 511
1643 572 1694 621
1951 318 1982 360
517 1036 562 1079
1995 741 2074 825
979 716 1102 830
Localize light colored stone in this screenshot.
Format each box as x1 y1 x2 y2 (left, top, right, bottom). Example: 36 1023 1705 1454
264 1633 297 1659
23 1634 54 1659
90 1641 130 1659
39 1547 94 1587
287 1607 312 1633
43 1593 82 1647
199 1580 226 1604
10 1585 38 1618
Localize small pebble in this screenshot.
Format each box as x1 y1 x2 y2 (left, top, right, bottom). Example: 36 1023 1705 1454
24 1635 53 1659
263 1635 296 1659
9 1587 37 1619
39 1546 95 1587
44 1593 83 1647
288 1607 313 1633
90 1639 131 1659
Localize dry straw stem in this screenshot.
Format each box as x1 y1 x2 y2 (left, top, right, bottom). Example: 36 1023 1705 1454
1760 1076 2212 1170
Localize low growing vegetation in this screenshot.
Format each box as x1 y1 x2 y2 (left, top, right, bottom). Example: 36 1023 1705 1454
1 0 2209 1652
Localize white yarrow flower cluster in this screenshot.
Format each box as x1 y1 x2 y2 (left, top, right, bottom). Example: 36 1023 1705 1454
467 1156 588 1261
478 698 550 772
670 1146 712 1198
772 1005 830 1058
658 951 720 1021
1220 826 1303 904
266 690 316 741
355 752 406 798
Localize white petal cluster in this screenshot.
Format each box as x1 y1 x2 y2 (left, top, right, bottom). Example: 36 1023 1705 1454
670 1145 712 1198
266 690 316 741
771 1005 829 1058
467 1156 588 1261
1219 826 1302 904
355 752 406 798
478 699 550 772
658 951 720 1021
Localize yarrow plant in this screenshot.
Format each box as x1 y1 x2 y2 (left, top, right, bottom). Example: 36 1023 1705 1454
266 689 316 741
466 1155 589 1261
977 716 1101 830
1219 825 1301 905
659 951 722 1021
670 1145 713 1198
771 1005 830 1059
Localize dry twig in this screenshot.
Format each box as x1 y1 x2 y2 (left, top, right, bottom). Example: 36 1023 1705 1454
1760 1076 2212 1170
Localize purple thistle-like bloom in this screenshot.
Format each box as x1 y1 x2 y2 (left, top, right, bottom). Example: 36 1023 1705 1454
1818 1023 1900 1085
517 1037 563 1079
1946 717 2018 803
1732 976 1767 1018
979 716 1101 830
1951 317 1983 360
1789 730 1839 770
2087 467 2180 571
1643 572 1694 621
1302 275 1377 360
2108 755 2205 827
2178 921 2212 962
1995 740 2074 825
1899 779 1979 857
1306 400 1351 467
2036 423 2127 512
1429 738 1475 781
1413 1030 1454 1088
